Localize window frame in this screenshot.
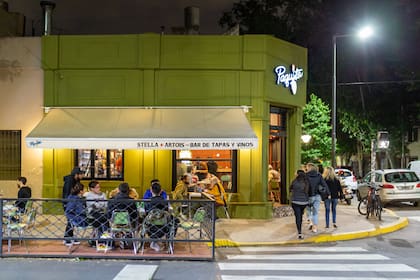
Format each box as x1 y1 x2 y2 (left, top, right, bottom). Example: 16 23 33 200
74 149 124 180
172 150 237 193
0 130 21 180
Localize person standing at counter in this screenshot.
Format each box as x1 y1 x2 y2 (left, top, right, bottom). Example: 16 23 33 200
15 176 32 213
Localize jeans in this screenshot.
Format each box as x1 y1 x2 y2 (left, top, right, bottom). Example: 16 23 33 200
307 195 321 225
324 198 338 227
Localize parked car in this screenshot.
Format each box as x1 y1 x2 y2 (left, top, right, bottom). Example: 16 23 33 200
407 160 420 178
356 169 420 206
335 168 358 192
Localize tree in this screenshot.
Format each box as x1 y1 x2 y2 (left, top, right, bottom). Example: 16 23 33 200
219 0 420 172
302 94 332 165
339 110 377 177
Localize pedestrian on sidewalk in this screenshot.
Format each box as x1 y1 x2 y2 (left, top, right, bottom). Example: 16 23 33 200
306 163 329 233
290 170 309 239
322 166 343 229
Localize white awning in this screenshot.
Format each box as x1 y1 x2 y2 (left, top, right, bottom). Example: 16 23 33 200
25 107 258 150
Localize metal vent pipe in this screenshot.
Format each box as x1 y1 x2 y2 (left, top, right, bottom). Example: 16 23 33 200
40 1 55 35
0 1 9 11
184 6 199 35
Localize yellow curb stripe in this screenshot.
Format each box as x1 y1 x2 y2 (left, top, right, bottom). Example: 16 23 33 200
211 216 409 248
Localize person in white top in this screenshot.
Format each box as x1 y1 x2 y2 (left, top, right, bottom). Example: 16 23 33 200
84 180 108 238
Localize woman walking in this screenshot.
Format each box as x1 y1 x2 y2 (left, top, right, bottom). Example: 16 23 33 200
290 170 309 239
323 166 344 228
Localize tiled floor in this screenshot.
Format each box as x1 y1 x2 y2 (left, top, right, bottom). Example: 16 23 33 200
2 239 213 260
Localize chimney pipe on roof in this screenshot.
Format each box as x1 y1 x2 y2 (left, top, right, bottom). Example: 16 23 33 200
184 6 199 35
40 1 55 35
0 1 9 12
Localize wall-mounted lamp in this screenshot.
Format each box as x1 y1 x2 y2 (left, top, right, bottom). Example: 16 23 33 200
301 134 312 144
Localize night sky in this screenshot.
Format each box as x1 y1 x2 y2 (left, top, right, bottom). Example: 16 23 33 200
8 0 237 35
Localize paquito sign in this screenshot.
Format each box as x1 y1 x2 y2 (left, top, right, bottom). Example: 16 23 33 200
274 64 304 95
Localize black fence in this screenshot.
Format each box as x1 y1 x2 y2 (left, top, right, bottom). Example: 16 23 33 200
0 197 216 260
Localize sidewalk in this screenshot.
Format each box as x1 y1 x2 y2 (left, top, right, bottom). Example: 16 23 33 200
214 202 409 247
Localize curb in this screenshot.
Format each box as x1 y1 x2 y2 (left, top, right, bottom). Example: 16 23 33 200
213 208 409 248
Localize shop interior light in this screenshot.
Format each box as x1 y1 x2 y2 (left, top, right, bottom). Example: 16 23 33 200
179 150 192 159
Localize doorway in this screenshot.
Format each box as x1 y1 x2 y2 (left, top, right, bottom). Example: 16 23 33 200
269 106 288 204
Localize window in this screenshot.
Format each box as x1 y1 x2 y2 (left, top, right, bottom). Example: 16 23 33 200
75 149 123 180
173 150 237 192
0 130 21 180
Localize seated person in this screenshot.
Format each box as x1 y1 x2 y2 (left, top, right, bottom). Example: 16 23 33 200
203 176 227 219
64 183 87 244
107 182 139 231
109 184 139 199
173 174 191 200
143 179 168 200
145 182 179 252
84 180 108 238
15 176 32 213
172 174 191 216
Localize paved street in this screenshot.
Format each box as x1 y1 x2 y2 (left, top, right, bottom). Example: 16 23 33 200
217 245 420 279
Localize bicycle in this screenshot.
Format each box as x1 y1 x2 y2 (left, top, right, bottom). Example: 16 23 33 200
357 183 382 220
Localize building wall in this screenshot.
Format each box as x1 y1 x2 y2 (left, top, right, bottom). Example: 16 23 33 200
40 34 307 218
0 37 43 197
407 129 420 162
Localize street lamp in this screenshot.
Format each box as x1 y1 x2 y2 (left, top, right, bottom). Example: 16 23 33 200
332 25 374 167
301 134 312 144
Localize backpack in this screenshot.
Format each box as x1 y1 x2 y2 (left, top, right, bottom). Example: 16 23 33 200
145 209 168 226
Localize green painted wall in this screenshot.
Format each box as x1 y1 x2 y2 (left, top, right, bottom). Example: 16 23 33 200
41 34 307 219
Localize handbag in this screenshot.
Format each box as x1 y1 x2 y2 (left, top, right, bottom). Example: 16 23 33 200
318 184 329 201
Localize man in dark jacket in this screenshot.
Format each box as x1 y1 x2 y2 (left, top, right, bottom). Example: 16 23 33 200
62 167 84 245
306 163 329 233
107 182 139 230
15 176 32 212
63 167 84 201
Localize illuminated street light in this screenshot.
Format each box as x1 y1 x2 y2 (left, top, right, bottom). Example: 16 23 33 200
357 26 374 39
332 25 375 167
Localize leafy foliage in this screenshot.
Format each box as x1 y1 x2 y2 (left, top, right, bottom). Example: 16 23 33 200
339 111 376 153
302 94 331 165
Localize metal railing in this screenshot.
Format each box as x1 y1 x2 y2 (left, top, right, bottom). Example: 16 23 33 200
0 197 215 260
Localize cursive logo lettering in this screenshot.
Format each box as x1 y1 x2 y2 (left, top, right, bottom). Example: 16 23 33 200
274 64 303 95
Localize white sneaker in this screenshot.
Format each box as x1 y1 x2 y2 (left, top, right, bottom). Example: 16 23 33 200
150 241 161 252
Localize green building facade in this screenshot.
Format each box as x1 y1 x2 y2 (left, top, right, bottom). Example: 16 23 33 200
38 34 307 219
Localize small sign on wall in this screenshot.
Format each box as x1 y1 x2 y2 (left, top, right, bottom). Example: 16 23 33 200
274 64 304 95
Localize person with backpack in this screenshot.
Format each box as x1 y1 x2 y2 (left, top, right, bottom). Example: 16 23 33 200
322 166 344 229
306 163 329 233
145 182 179 252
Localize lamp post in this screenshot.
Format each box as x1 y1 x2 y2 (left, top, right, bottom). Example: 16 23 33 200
331 26 374 168
370 131 389 182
